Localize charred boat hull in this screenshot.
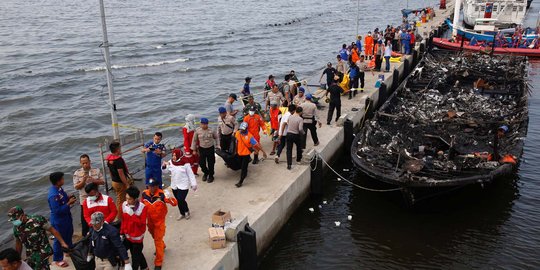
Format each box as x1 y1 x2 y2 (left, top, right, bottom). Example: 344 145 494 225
351 50 529 203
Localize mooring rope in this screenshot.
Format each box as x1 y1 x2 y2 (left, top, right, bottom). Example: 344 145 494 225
315 152 403 192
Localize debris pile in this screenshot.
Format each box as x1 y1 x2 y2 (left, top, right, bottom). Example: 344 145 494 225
355 51 529 184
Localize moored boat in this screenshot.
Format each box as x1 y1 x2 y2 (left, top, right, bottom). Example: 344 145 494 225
433 37 540 57
351 50 529 204
463 0 527 28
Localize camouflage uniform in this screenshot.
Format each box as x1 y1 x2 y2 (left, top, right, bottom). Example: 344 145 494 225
9 207 53 270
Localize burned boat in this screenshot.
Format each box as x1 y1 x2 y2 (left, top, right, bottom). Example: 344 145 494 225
352 50 529 203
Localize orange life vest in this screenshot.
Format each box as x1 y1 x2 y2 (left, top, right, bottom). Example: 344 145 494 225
235 131 255 156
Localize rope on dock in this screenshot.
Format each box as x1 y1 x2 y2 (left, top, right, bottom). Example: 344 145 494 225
315 152 403 193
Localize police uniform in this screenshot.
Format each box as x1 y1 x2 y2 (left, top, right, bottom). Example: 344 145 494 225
192 127 218 179
47 186 73 263
144 141 166 187
9 207 53 270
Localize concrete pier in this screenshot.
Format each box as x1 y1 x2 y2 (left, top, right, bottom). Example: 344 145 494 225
51 2 455 269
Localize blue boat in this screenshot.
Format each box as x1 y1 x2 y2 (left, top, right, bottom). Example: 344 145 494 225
445 19 537 43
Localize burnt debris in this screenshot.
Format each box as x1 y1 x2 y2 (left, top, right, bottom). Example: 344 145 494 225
354 50 529 185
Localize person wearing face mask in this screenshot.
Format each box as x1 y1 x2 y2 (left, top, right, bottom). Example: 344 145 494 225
47 172 76 268
243 106 267 164
73 154 105 236
88 212 132 270
182 114 199 176
83 183 117 228
120 187 148 270
234 122 268 187
7 206 69 270
162 149 198 220
365 32 374 60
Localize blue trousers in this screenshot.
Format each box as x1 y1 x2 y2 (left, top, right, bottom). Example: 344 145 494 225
52 219 73 262
145 166 162 187
385 56 391 71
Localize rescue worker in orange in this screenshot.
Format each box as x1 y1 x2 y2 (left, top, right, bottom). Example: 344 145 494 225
141 179 177 270
350 44 360 64
364 31 374 59
243 105 267 164
234 122 268 188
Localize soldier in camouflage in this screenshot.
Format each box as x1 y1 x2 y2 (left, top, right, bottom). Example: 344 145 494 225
7 206 69 270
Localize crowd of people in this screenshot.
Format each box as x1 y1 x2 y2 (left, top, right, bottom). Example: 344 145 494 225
2 25 418 270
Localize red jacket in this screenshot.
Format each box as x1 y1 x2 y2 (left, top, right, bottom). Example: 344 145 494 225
83 193 117 225
120 201 147 243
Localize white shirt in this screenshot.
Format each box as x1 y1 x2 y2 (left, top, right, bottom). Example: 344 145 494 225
279 111 292 136
162 161 197 190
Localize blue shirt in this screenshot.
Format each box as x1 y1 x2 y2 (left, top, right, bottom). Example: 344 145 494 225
356 40 362 52
242 83 250 96
47 186 72 223
144 141 166 167
339 48 348 61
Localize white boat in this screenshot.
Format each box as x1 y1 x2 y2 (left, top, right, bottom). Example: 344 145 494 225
462 0 527 28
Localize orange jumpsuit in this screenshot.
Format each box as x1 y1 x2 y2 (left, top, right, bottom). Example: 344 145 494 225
364 35 374 58
351 48 360 63
243 114 266 142
142 189 178 267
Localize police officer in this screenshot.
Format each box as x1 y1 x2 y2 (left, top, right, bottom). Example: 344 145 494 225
8 206 69 270
218 107 238 152
88 212 132 270
192 118 219 183
300 94 321 149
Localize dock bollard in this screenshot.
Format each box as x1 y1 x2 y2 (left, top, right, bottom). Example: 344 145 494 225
419 42 426 55
403 58 410 78
377 83 388 110
237 223 257 270
344 119 354 156
310 154 324 196
412 50 418 66
392 69 400 94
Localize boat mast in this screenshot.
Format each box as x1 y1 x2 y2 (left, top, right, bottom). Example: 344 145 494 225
98 0 120 141
356 0 360 37
452 0 462 37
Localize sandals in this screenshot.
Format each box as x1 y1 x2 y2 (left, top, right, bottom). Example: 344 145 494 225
54 261 69 268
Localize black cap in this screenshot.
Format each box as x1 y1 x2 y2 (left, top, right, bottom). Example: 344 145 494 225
229 93 237 101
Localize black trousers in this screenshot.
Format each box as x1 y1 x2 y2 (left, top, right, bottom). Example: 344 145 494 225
124 240 148 270
81 205 89 236
238 155 251 184
198 146 215 176
286 133 303 166
220 133 232 151
327 102 341 124
359 72 365 89
276 136 287 157
172 189 189 216
302 122 319 148
375 55 383 71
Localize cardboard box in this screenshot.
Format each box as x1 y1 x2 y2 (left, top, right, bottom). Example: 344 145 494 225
212 210 232 227
208 227 226 249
